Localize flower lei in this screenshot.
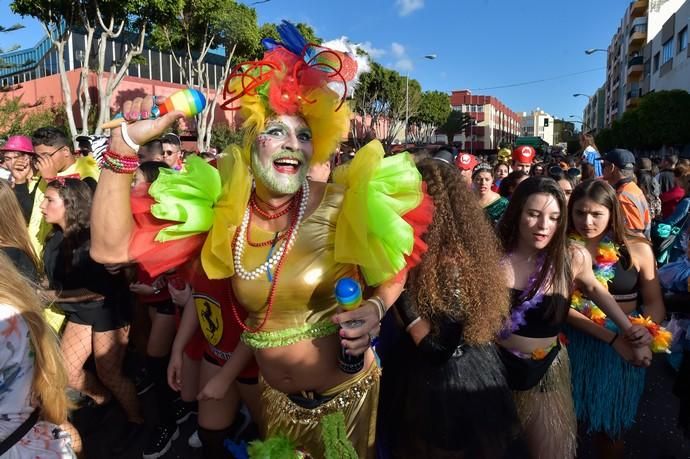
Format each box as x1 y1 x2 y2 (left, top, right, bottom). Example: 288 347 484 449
569 233 672 353
499 253 546 339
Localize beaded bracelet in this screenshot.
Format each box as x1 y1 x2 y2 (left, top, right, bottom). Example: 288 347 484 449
96 149 139 174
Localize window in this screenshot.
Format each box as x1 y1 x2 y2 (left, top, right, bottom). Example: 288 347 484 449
662 38 673 65
678 27 688 54
653 52 660 72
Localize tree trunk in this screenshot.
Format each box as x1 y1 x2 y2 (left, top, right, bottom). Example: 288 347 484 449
77 25 95 135
199 43 236 152
97 23 146 135
55 37 78 140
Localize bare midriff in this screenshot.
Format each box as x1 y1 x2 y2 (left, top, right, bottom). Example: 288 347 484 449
497 334 558 355
256 335 375 394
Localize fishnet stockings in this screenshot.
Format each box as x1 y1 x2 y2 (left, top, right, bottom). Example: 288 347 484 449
60 321 142 423
60 421 83 458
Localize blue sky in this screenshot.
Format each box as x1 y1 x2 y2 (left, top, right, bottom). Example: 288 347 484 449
1 0 629 120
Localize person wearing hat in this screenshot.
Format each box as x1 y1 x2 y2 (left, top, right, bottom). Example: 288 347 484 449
455 152 479 184
0 135 34 184
13 127 100 252
602 148 651 238
512 145 535 174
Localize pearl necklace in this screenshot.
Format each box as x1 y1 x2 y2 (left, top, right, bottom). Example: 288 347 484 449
233 180 310 280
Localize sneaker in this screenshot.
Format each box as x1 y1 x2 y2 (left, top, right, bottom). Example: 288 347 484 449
173 399 198 425
142 425 179 459
187 430 202 448
134 370 154 396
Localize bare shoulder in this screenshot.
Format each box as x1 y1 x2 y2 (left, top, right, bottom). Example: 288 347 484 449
568 242 591 275
626 239 655 269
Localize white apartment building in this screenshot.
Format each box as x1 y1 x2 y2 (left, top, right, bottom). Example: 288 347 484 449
646 0 689 93
604 0 689 126
520 109 555 145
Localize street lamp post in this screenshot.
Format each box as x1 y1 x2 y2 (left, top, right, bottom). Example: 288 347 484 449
585 48 607 55
405 54 437 143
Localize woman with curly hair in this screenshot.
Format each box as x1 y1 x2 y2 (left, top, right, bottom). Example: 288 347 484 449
0 253 75 458
40 179 142 450
495 176 652 458
378 157 526 458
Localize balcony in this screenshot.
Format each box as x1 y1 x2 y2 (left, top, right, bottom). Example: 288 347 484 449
627 55 644 79
626 86 642 108
630 0 648 18
628 23 647 50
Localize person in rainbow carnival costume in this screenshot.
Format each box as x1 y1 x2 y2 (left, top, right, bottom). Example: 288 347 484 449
90 22 431 458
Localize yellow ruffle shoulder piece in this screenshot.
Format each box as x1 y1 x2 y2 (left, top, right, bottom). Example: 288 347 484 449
333 140 423 286
201 144 252 279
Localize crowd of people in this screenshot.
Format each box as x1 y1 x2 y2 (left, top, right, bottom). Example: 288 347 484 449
0 21 689 459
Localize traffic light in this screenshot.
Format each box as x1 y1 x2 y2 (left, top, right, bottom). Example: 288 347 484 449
544 118 550 127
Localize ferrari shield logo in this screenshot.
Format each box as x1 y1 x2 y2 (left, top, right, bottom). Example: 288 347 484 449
195 294 223 346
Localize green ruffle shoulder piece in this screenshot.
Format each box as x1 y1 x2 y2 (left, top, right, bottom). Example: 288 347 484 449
333 139 423 286
148 156 222 242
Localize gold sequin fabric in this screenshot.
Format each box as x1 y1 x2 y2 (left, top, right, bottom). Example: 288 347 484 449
261 363 381 458
512 345 577 459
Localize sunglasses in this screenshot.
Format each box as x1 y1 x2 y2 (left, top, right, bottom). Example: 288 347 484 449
549 165 581 178
163 151 178 157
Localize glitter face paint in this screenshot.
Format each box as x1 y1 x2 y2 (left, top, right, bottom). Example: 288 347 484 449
251 115 313 195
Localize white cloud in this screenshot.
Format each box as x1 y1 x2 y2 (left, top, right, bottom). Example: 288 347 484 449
391 42 406 58
360 41 386 59
395 0 424 16
395 58 413 72
390 42 412 71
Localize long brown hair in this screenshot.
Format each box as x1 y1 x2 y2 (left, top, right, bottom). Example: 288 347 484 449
0 181 41 272
0 253 70 424
568 179 649 262
580 132 598 152
409 158 509 344
46 179 93 273
497 176 572 322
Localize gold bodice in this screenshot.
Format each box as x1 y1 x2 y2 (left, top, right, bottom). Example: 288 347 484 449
232 184 357 333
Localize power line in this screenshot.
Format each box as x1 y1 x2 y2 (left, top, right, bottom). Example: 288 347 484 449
469 67 606 91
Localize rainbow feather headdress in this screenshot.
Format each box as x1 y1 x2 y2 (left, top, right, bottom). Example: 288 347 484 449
220 21 365 165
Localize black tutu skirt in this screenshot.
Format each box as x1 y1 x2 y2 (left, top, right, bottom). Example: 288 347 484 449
377 312 527 459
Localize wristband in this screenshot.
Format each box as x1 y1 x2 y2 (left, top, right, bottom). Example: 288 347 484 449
120 121 141 153
405 317 422 332
394 293 420 329
608 333 619 346
367 296 386 321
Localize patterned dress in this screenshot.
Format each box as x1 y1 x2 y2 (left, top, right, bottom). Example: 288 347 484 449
0 303 74 458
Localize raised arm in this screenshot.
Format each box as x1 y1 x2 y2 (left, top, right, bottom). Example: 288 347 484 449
90 96 183 263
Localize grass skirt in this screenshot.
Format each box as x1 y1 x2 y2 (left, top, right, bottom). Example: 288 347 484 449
512 344 577 459
565 321 646 438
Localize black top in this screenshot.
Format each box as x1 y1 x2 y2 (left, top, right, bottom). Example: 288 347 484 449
0 246 39 284
510 288 567 338
43 230 128 310
608 246 640 302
